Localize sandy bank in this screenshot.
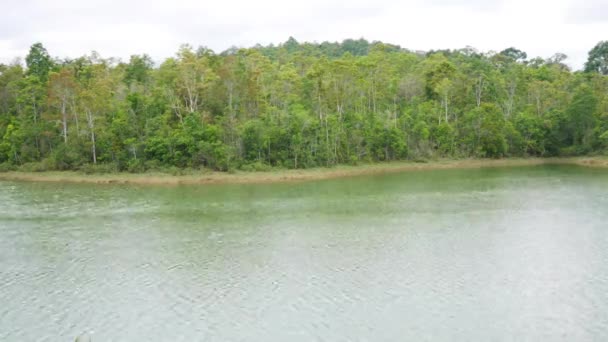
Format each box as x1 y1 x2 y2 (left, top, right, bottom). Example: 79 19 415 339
0 157 606 186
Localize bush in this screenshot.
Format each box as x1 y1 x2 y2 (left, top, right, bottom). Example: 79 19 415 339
0 163 16 172
50 144 84 170
79 163 119 174
197 141 229 171
19 160 55 172
559 146 580 157
167 166 184 176
239 161 272 172
127 159 145 173
144 159 162 172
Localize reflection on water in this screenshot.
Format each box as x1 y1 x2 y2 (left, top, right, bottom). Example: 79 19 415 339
1 165 608 341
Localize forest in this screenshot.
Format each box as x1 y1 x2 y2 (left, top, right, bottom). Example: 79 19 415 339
0 38 607 173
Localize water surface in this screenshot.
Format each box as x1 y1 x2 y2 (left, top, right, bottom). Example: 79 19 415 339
1 165 608 341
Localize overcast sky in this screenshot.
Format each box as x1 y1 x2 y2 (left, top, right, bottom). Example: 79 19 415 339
2 0 607 69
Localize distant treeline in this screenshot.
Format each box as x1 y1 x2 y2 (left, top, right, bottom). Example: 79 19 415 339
0 38 607 172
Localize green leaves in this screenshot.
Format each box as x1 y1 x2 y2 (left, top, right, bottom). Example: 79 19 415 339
0 40 607 172
565 85 599 150
584 41 608 75
25 43 53 83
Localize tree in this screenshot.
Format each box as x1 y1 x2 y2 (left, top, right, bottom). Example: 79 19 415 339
25 43 53 82
176 45 217 115
48 68 76 144
283 37 299 53
435 78 453 123
584 41 608 75
16 75 47 160
500 47 527 62
478 104 508 157
1 39 608 171
160 45 218 124
566 85 598 148
124 54 153 87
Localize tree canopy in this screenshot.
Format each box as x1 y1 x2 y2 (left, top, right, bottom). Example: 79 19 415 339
0 39 607 172
585 41 608 75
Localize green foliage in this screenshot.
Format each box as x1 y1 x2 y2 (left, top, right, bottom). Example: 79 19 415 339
433 123 454 155
49 144 85 170
240 161 273 172
25 43 53 82
600 131 608 152
513 112 546 156
566 85 599 151
79 162 119 174
0 40 607 174
500 47 527 62
476 104 508 158
19 159 55 172
584 41 608 75
0 163 16 172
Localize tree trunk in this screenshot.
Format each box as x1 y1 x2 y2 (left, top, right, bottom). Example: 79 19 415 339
444 93 449 123
86 110 97 164
475 76 484 107
71 99 79 135
505 80 516 118
61 98 68 144
91 131 97 164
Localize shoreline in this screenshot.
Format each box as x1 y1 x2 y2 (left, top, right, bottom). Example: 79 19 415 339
0 157 606 186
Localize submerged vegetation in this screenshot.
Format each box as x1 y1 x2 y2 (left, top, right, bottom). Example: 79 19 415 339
0 38 607 173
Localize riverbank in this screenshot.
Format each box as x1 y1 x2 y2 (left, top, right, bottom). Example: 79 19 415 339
0 157 606 186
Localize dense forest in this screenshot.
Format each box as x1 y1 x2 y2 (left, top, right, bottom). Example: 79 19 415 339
0 38 607 173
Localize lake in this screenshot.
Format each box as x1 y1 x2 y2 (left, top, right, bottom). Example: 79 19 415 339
1 165 608 341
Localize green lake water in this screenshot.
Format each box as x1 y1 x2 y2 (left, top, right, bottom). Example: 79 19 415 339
1 165 608 341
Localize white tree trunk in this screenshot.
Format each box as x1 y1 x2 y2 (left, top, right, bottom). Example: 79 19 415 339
86 109 97 164
61 97 68 143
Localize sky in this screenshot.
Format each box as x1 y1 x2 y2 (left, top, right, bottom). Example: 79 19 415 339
1 0 607 69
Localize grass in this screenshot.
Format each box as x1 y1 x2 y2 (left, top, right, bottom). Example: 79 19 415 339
0 157 606 186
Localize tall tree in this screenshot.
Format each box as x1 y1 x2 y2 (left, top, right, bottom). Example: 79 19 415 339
25 43 53 83
566 85 598 147
585 41 608 75
48 68 76 144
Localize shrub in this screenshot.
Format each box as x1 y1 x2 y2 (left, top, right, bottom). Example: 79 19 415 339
0 163 16 172
79 163 119 174
127 159 145 173
50 144 83 170
239 161 272 172
19 160 54 172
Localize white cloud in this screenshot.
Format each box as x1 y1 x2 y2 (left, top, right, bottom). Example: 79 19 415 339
1 0 607 69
